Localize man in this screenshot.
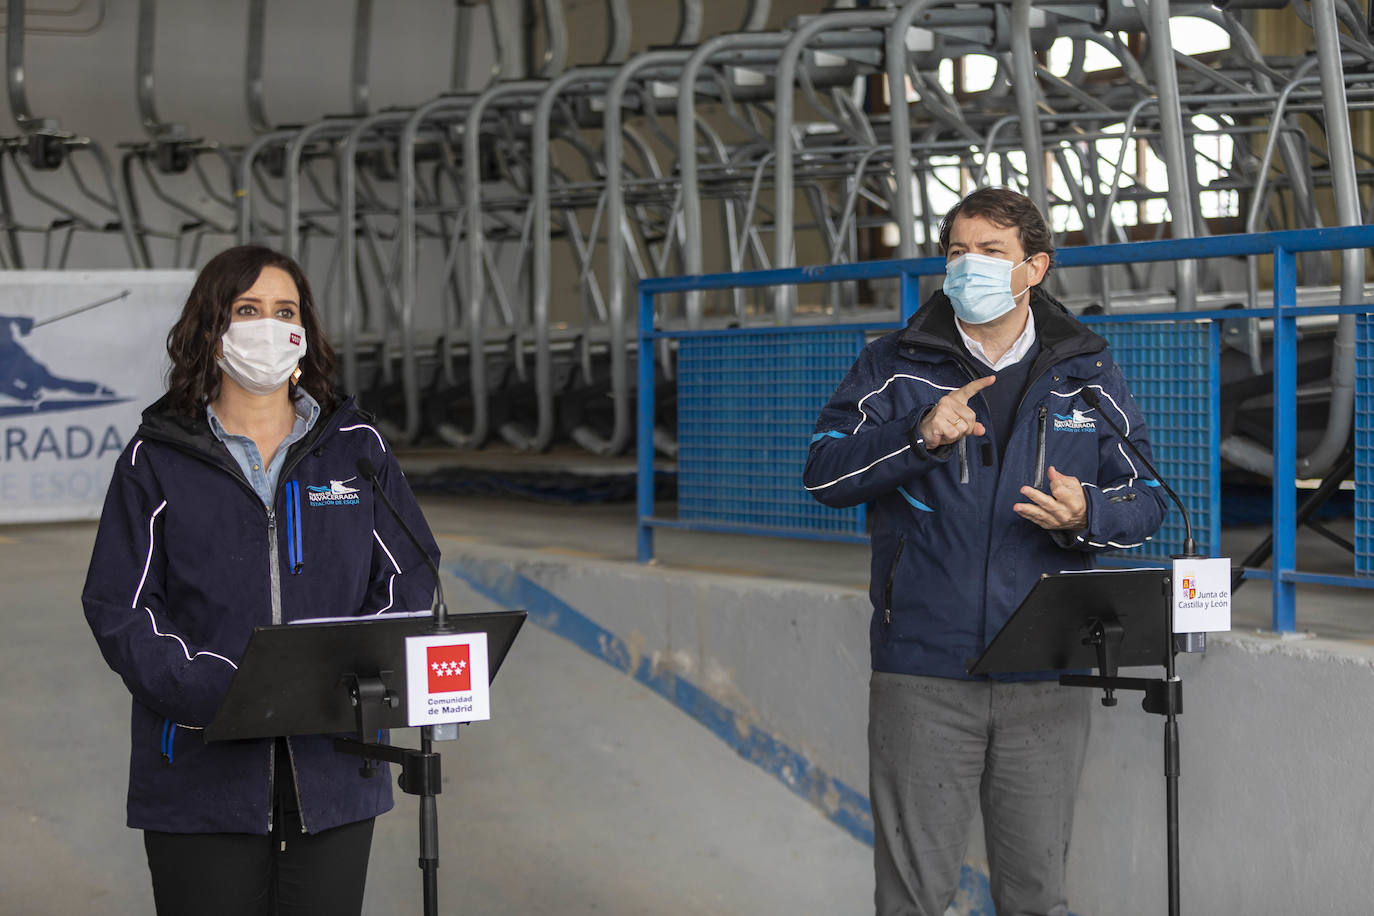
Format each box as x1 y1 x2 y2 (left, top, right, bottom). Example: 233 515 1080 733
803 187 1166 916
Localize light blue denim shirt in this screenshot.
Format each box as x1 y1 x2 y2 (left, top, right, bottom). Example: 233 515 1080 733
207 391 320 508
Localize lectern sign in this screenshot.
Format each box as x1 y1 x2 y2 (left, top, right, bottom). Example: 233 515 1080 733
1172 557 1232 633
405 632 491 725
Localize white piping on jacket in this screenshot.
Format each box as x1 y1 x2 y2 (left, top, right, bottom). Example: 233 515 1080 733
372 574 397 615
805 444 913 492
133 500 236 670
132 500 168 609
373 530 402 574
143 608 239 670
854 373 958 433
339 423 387 452
807 372 953 492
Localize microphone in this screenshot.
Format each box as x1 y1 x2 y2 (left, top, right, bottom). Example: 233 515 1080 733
1079 386 1198 558
356 457 452 633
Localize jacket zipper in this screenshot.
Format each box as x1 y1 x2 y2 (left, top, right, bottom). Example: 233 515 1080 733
267 508 283 624
265 507 280 834
1033 405 1049 489
265 447 325 837
883 536 906 627
958 438 969 484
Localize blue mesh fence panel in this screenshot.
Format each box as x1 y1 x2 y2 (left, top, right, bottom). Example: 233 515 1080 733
677 329 867 536
1356 315 1373 575
1087 320 1218 561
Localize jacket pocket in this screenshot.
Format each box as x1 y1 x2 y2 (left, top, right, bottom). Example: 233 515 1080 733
882 535 907 630
1033 404 1049 489
285 480 304 575
159 719 179 766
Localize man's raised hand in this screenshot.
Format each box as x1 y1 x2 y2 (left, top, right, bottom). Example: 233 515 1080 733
917 375 995 449
1014 465 1088 531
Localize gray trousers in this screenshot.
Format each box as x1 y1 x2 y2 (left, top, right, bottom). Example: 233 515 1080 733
869 672 1090 916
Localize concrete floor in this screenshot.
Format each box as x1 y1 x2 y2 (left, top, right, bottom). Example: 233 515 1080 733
3 453 1369 915
0 509 871 916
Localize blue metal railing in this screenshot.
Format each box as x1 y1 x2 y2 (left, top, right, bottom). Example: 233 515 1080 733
637 226 1374 632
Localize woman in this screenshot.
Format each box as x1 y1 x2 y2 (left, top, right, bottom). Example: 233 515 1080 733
82 245 440 915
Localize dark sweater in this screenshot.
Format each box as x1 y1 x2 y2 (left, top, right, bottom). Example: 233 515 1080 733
973 339 1041 462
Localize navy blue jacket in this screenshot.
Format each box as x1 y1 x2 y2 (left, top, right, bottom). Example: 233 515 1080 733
803 289 1168 680
83 395 440 835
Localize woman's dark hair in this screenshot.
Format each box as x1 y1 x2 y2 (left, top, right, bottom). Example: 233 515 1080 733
165 245 337 416
937 187 1056 271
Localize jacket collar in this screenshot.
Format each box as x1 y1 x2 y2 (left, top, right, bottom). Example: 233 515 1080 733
137 393 355 482
899 286 1107 375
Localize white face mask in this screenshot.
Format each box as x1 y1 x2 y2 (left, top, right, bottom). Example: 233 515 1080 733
216 318 307 396
943 253 1032 325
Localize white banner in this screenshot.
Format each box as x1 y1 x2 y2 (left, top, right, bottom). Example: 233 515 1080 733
0 271 193 524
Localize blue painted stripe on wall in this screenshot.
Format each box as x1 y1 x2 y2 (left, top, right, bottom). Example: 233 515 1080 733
445 556 1027 915
446 556 874 844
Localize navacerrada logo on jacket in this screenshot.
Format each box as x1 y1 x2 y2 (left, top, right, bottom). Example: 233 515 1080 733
307 478 361 507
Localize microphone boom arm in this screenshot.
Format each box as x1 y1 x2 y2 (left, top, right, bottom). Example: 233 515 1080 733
357 457 452 633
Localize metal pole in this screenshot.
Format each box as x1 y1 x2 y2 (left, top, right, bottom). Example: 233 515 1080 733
636 282 656 563
1140 0 1198 310
135 0 165 138
1009 0 1047 212
602 50 691 456
678 34 789 328
602 0 631 64
1271 245 1298 632
236 129 298 245
526 67 617 451
336 111 407 399
887 0 937 260
773 10 896 294
245 0 272 134
418 726 440 916
283 119 355 261
1298 0 1361 478
6 0 35 130
453 81 546 446
350 0 373 116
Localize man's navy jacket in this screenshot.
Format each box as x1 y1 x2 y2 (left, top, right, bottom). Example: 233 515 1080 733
83 395 439 835
803 288 1168 681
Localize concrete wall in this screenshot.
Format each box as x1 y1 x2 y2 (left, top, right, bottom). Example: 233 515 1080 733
442 540 1374 916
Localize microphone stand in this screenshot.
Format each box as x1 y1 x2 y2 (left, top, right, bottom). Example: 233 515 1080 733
337 459 453 916
1072 386 1202 916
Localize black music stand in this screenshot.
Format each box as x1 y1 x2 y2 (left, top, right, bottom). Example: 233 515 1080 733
206 610 527 916
967 568 1183 915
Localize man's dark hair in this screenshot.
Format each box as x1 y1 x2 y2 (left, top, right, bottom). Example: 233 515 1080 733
165 245 338 416
937 187 1056 271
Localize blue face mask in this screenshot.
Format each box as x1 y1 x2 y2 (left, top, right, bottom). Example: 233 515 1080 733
943 252 1031 325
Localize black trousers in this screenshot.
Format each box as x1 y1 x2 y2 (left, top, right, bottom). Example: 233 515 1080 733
143 742 376 916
